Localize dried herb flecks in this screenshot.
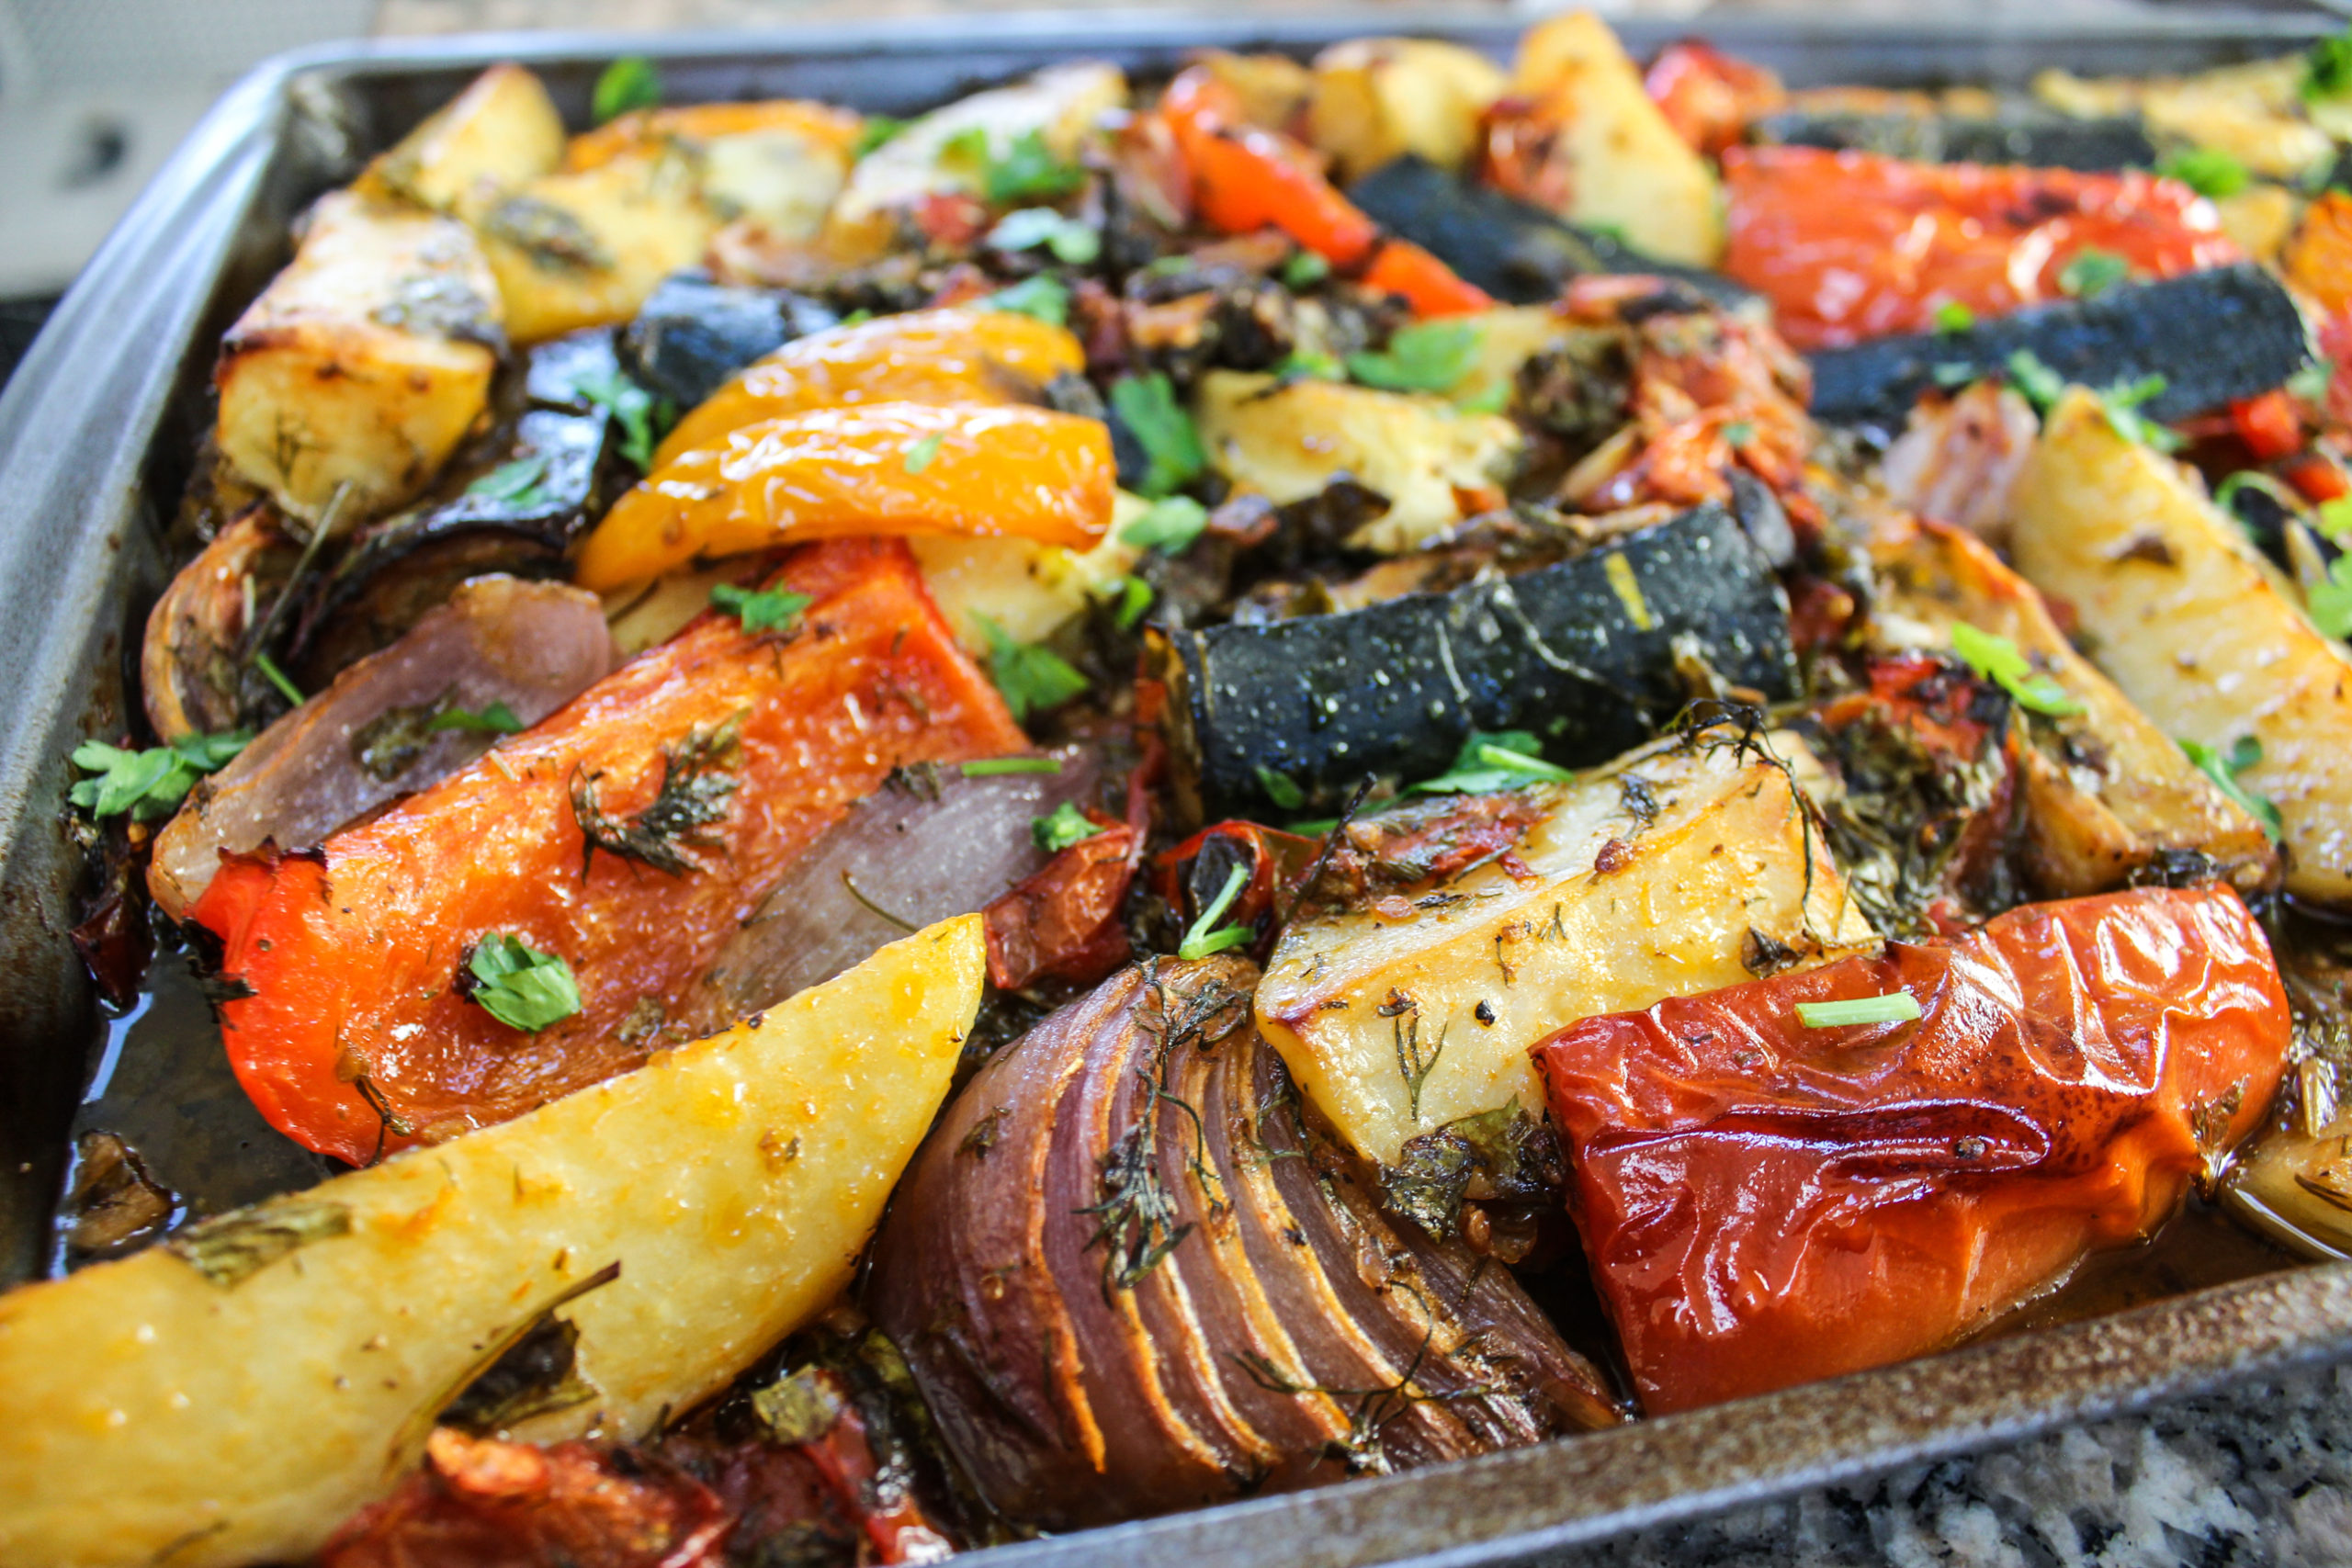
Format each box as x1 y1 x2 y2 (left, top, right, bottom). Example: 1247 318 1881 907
571 715 743 878
165 1200 351 1288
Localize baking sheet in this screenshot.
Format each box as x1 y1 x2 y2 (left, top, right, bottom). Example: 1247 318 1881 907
1 12 2346 1562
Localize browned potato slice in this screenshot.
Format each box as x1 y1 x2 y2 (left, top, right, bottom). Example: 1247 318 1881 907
1309 38 1507 182
1873 516 2276 895
0 918 985 1568
1509 11 1724 265
215 192 502 523
1256 738 1877 1171
2010 389 2352 904
353 62 566 221
477 147 717 344
1193 370 1522 553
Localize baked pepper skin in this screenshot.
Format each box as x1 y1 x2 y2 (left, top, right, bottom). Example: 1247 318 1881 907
1532 886 2289 1416
1721 146 2238 350
193 538 1026 1164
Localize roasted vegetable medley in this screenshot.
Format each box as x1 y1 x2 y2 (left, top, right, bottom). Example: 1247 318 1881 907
20 15 2352 1564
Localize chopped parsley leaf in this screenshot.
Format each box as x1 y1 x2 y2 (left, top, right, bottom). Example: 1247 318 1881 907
1949 622 2082 716
1121 495 1208 552
987 207 1100 265
1254 765 1306 810
1110 372 1206 498
978 274 1071 327
976 613 1088 721
710 582 813 635
1411 729 1570 794
69 730 250 821
854 115 908 158
466 455 554 505
426 701 524 735
2182 735 2284 841
1177 861 1253 961
2157 146 2249 198
1032 800 1107 852
2307 554 2352 639
902 432 944 474
591 57 661 125
459 933 582 1032
1345 321 1480 393
2057 248 2131 300
577 366 671 470
1282 250 1331 289
1933 301 1975 333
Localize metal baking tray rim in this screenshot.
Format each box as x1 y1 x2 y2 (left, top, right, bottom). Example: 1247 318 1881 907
1 11 2346 1565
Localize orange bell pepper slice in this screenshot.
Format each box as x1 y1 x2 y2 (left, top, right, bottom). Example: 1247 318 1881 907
655 308 1087 468
1158 70 1489 315
1358 238 1495 317
190 538 1027 1164
577 402 1114 592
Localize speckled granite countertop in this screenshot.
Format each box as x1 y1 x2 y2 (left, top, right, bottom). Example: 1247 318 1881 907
1542 1359 2352 1567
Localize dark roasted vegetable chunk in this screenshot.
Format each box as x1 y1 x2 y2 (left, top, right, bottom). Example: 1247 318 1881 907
619 270 840 410
1156 502 1795 815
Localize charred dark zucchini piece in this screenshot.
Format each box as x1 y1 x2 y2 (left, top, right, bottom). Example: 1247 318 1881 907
1346 155 1754 308
1157 502 1795 815
1750 109 2155 172
618 271 839 409
290 408 616 682
1807 264 2311 435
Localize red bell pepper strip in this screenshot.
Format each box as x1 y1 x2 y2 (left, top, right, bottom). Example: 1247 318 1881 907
192 539 1027 1164
1532 885 2289 1416
2230 389 2304 463
1358 239 1495 316
1721 146 2240 349
1644 40 1786 157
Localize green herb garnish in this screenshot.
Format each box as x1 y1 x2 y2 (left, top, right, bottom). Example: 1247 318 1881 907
1282 250 1331 289
1274 350 1345 382
1345 321 1480 393
854 115 908 158
1177 861 1253 961
1795 992 1922 1028
460 933 582 1032
70 730 249 821
1411 729 1570 795
254 651 304 707
1032 800 1106 852
1121 495 1209 552
1109 372 1206 498
1255 766 1305 810
1455 383 1510 415
1102 574 1153 629
978 273 1071 326
2007 348 2066 412
2306 554 2352 639
426 701 524 735
2157 146 2249 198
962 755 1062 776
710 582 813 635
2213 469 2303 523
2319 496 2352 539
976 612 1088 721
902 432 944 474
2097 373 2184 453
987 207 1100 265
577 367 669 470
2289 358 2335 405
2182 734 2284 841
2306 28 2352 102
466 455 554 505
1949 622 2082 717
984 129 1086 205
1723 419 1756 448
592 56 662 125
2057 248 2132 300
1933 301 1975 333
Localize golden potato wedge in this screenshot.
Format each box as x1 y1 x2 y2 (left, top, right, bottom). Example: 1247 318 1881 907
1256 739 1878 1171
0 917 986 1568
354 62 565 221
2011 389 2352 903
2035 58 2331 181
1308 38 1507 182
1872 517 2276 895
215 191 502 524
478 147 716 344
1509 11 1724 265
565 101 862 240
2215 184 2297 265
1194 370 1522 553
826 62 1126 258
912 489 1148 653
1439 303 1621 409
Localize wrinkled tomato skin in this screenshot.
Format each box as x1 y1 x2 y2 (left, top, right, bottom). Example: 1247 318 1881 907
1532 886 2289 1416
194 539 1026 1164
1721 147 2239 349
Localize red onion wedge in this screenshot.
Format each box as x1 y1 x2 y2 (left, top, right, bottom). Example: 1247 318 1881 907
148 575 614 919
866 955 1623 1531
678 748 1107 1032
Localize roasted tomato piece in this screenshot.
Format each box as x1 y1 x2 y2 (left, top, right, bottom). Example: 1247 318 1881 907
576 403 1114 591
321 1429 732 1568
654 308 1086 468
1721 146 2239 349
1644 40 1786 156
192 539 1025 1163
1532 885 2290 1416
987 743 1159 991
